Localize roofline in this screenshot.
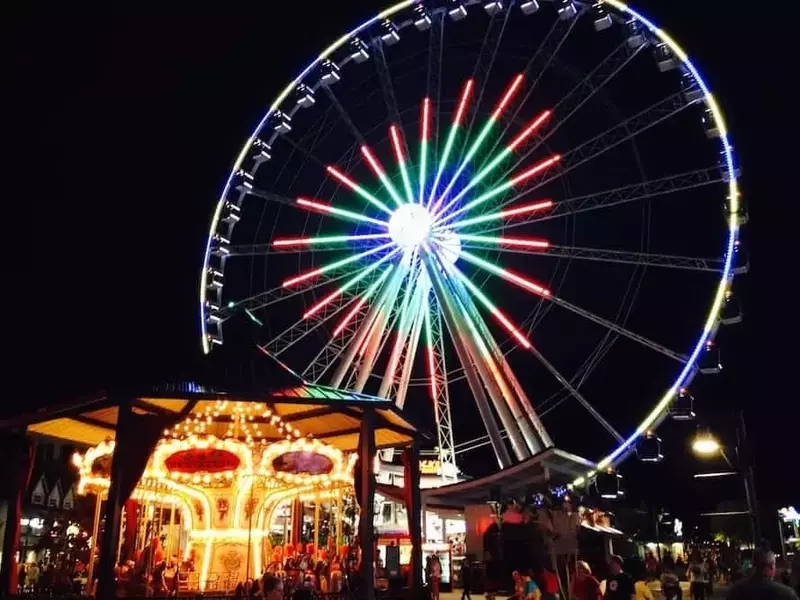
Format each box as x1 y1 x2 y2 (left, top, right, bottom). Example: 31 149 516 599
422 447 596 500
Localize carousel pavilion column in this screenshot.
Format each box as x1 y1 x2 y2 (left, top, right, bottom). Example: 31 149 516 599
405 442 423 594
0 429 33 595
358 407 376 600
96 398 133 598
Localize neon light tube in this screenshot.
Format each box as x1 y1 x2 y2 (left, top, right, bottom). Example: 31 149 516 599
446 199 553 230
431 75 526 215
282 242 393 287
272 233 390 247
390 125 415 204
332 267 392 336
419 98 431 204
460 249 550 296
359 146 405 207
303 249 399 318
426 79 474 208
326 165 394 215
448 264 532 349
439 155 560 226
296 197 388 227
433 110 552 221
457 234 549 249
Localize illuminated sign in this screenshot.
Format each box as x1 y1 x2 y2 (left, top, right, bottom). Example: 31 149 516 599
165 448 241 473
420 460 441 475
674 518 683 538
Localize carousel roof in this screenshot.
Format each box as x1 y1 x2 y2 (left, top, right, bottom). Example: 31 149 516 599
0 346 427 453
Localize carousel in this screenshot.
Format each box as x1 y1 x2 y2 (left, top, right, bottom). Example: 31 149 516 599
72 399 362 593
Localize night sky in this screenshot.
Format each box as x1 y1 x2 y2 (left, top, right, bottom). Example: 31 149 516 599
12 1 798 545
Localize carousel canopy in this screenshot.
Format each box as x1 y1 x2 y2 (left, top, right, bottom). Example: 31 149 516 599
0 346 426 452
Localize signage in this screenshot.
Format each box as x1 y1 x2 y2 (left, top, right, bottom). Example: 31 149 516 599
165 448 241 473
420 460 441 475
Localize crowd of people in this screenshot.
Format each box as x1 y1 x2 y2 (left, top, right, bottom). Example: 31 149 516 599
468 547 800 600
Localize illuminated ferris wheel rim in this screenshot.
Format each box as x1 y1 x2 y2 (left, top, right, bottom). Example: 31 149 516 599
199 0 742 490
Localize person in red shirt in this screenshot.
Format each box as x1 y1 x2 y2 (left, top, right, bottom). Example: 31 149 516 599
571 561 603 600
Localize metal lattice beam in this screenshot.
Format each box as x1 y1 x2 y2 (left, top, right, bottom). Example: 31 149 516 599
428 294 458 481
459 243 726 273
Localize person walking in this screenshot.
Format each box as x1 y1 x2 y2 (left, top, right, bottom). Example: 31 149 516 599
726 549 798 600
686 553 707 600
605 556 635 600
571 561 602 600
460 558 472 600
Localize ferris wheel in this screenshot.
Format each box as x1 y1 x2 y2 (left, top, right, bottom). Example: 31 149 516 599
199 0 745 490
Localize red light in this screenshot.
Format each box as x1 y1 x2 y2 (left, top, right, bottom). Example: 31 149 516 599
326 165 359 191
333 298 367 336
453 79 475 126
491 74 524 120
389 125 405 164
421 98 431 141
497 199 554 219
507 110 552 152
509 155 561 187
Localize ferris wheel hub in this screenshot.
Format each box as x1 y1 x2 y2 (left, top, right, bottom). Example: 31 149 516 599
388 203 433 251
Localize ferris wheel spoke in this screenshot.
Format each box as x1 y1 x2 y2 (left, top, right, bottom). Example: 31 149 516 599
459 248 687 363
460 242 725 273
360 142 406 207
432 109 553 222
325 165 394 216
329 263 405 389
430 73 525 215
425 13 445 201
496 91 702 212
435 154 561 227
371 41 414 163
425 295 458 480
378 263 427 399
385 277 427 408
426 79 475 208
321 86 367 147
527 344 624 443
474 166 725 234
418 98 432 204
282 241 394 288
510 40 647 175
423 256 512 468
218 267 366 321
457 6 513 153
266 265 392 358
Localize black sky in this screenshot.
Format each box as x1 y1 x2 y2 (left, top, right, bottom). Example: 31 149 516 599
12 1 799 541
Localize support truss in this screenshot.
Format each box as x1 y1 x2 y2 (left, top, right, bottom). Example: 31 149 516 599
428 294 458 482
460 244 726 273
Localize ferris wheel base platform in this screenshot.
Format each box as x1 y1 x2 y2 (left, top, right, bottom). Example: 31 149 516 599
419 447 595 507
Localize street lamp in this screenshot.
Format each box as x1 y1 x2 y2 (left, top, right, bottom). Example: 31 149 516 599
690 412 762 546
692 432 722 456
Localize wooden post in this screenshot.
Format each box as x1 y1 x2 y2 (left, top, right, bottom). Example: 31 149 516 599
358 407 376 600
96 399 132 598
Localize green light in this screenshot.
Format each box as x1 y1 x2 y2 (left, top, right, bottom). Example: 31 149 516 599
431 118 497 214
244 308 263 326
426 124 460 208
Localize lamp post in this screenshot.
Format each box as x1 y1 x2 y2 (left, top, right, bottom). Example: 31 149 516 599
691 410 761 545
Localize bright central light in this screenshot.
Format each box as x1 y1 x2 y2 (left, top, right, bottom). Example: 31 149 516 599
692 434 721 456
389 203 432 250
